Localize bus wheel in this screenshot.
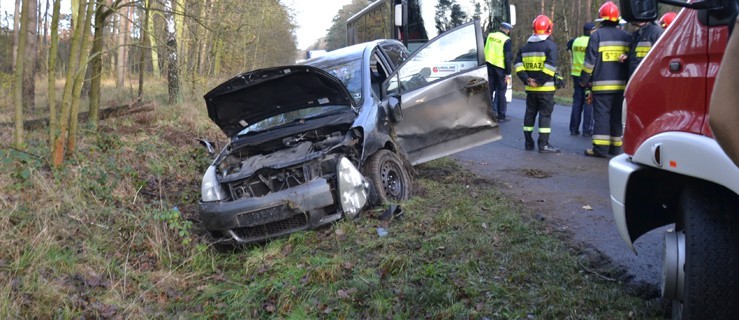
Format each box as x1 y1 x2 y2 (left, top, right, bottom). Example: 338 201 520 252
672 183 739 319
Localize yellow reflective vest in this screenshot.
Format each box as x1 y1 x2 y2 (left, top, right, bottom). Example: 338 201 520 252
485 31 509 69
571 36 589 76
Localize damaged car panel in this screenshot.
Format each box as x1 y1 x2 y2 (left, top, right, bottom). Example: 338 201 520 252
200 21 499 245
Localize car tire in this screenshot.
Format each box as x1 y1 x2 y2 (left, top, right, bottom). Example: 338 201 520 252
363 149 411 205
674 183 739 319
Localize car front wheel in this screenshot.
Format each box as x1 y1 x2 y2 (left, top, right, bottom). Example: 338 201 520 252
363 150 411 205
672 183 739 319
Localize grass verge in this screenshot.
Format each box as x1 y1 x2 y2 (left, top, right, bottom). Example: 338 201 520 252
0 88 661 319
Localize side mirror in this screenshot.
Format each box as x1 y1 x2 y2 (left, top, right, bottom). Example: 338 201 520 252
197 139 216 157
384 96 403 123
620 0 659 22
394 4 403 27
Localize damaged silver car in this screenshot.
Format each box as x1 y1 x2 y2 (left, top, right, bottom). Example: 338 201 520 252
199 21 501 245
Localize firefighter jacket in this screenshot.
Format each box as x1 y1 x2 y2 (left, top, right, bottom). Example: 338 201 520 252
514 35 558 93
570 35 589 76
580 23 630 94
484 31 512 74
628 22 663 75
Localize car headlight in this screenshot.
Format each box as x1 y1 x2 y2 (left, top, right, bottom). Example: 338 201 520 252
201 165 226 202
336 157 369 219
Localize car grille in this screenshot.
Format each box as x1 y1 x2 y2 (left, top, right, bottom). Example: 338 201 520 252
231 213 308 240
227 157 337 200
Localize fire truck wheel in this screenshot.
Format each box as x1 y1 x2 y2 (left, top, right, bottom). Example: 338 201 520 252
675 183 739 320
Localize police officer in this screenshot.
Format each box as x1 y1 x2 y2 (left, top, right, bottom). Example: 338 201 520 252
484 22 513 122
568 22 596 137
620 19 663 76
514 15 560 153
580 1 631 157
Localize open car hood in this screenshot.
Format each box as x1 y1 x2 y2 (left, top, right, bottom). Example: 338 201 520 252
204 65 355 137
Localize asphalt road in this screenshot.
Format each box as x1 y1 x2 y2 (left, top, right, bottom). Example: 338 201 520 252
453 97 667 297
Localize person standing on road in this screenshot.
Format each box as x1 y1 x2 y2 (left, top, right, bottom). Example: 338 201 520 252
484 22 514 122
514 15 560 153
620 19 663 77
567 22 596 137
580 1 631 158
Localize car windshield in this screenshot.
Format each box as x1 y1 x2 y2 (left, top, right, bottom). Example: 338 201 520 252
312 58 363 104
237 105 350 135
237 57 363 136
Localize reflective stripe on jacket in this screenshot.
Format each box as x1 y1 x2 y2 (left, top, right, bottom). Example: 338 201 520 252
580 25 630 94
571 36 589 76
514 36 558 93
628 23 663 75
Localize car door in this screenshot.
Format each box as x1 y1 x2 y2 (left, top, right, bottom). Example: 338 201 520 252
383 20 499 165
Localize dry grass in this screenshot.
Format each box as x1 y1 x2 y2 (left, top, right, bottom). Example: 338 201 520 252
0 78 665 319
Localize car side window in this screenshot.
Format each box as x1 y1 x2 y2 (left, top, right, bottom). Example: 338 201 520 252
380 42 409 69
386 23 478 94
370 52 389 97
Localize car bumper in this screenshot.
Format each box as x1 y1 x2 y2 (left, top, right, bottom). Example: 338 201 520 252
608 154 640 253
200 177 339 243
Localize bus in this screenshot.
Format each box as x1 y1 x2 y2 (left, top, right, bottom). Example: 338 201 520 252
347 0 515 52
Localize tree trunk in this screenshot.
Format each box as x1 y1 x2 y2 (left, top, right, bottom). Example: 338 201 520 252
41 0 49 71
137 0 150 100
116 4 128 88
88 0 114 130
13 0 30 148
48 0 61 147
12 0 20 71
146 0 159 76
173 0 185 74
67 0 94 154
23 0 38 112
167 38 180 104
52 0 86 167
586 0 592 22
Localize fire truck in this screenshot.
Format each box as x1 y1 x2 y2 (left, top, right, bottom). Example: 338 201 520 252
611 0 739 318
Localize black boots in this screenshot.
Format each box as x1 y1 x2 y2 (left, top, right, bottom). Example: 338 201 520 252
538 133 560 153
524 131 535 151
539 144 561 153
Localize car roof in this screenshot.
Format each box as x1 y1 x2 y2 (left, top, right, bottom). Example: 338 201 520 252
302 40 403 66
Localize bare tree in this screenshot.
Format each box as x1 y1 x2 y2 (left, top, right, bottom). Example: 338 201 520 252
48 0 60 147
23 0 38 111
13 0 30 148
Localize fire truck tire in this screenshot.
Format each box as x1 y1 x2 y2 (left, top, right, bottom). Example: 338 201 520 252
675 183 739 320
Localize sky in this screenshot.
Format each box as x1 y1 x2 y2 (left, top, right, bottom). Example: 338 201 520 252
282 0 353 50
1 0 353 50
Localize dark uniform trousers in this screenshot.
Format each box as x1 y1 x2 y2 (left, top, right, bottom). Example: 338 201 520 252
524 93 555 148
488 64 508 119
591 93 623 154
570 75 593 134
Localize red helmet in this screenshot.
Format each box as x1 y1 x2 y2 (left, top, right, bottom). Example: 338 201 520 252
660 12 677 28
598 1 620 22
532 15 553 36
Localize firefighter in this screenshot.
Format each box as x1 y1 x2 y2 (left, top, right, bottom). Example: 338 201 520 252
514 14 560 153
659 12 677 29
580 1 631 157
620 18 663 77
484 22 514 122
567 22 596 137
